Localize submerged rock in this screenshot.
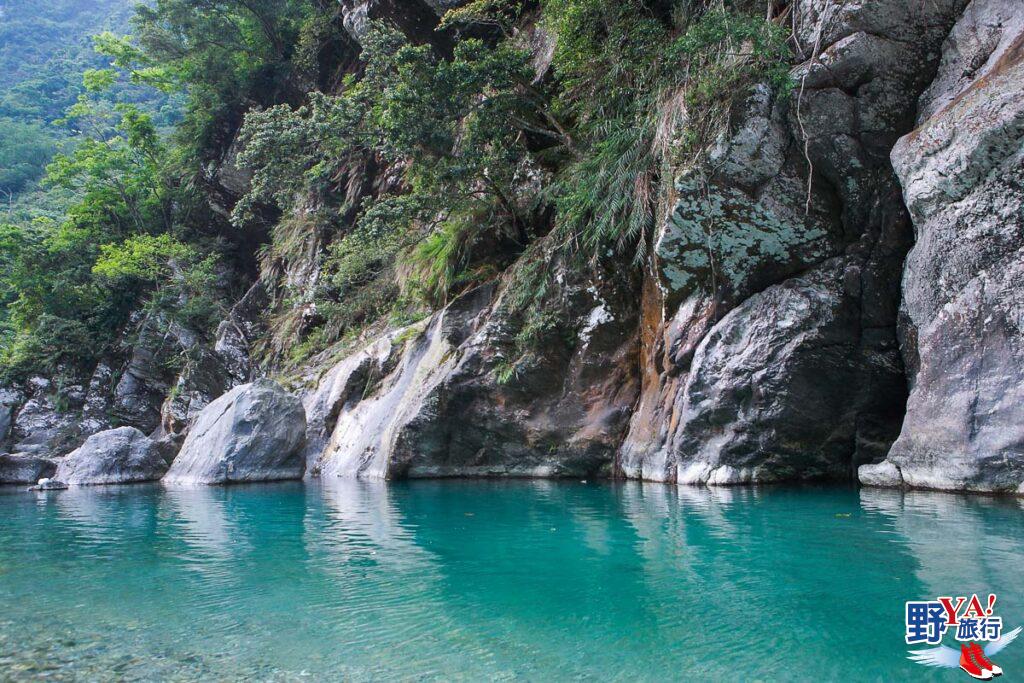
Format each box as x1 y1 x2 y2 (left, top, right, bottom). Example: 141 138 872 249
0 453 57 484
863 0 1024 493
54 427 171 486
163 380 306 485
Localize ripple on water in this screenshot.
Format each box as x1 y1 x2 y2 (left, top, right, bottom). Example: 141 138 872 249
1 480 1023 681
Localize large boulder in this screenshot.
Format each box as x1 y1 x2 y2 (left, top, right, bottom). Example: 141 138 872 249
53 427 171 486
672 261 904 485
163 380 307 485
0 453 57 484
862 0 1024 493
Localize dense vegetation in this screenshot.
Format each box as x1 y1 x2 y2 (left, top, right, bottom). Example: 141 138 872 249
0 0 179 198
0 0 794 384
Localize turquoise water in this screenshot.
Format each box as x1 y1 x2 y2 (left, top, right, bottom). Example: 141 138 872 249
1 481 1023 681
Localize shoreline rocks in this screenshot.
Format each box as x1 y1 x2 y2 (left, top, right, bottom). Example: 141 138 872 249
53 427 172 486
0 453 57 485
29 478 68 491
163 380 307 485
860 0 1024 494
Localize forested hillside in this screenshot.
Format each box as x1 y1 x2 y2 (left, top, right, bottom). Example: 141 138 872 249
0 0 177 199
1 0 790 387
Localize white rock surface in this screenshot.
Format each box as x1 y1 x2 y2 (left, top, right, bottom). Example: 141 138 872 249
163 380 306 485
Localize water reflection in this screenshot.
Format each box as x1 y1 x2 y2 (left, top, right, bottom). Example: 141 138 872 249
0 481 1021 681
860 487 1024 624
312 479 431 568
161 485 244 560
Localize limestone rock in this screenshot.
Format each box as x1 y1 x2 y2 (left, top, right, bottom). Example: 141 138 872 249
619 0 965 484
111 316 175 433
161 283 267 437
339 0 460 46
29 478 68 491
163 380 307 485
53 427 170 486
307 260 640 480
649 261 902 484
10 379 82 458
866 0 1024 493
858 460 904 488
0 453 57 485
0 388 22 444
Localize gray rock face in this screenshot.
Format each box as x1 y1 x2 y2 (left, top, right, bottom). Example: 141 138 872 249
163 380 307 485
861 0 1024 493
672 261 905 484
301 332 404 476
0 453 56 484
858 460 903 488
0 388 21 444
161 283 267 437
2 363 119 459
619 0 965 484
307 259 640 480
10 379 83 458
339 0 464 46
53 427 170 486
111 315 175 433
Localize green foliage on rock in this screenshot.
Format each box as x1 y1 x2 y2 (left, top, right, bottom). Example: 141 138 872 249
0 0 797 379
0 90 220 381
129 0 313 157
545 0 793 260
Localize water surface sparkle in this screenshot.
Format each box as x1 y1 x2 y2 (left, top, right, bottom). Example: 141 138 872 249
2 481 1022 680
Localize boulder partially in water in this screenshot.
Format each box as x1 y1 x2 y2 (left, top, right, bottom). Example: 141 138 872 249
617 0 964 485
163 380 306 485
669 260 904 485
54 427 170 486
0 452 57 484
858 460 904 489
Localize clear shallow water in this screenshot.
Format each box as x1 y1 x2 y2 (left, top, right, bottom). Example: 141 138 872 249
1 481 1023 681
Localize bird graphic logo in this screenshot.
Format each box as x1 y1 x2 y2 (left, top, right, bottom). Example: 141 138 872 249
908 626 1020 679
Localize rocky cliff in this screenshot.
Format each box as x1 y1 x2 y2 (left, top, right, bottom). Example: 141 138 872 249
3 0 1023 496
860 0 1024 494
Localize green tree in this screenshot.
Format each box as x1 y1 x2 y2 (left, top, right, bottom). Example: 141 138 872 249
128 0 314 156
0 119 57 197
0 94 213 381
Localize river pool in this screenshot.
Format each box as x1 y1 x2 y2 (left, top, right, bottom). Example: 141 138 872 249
1 480 1022 681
